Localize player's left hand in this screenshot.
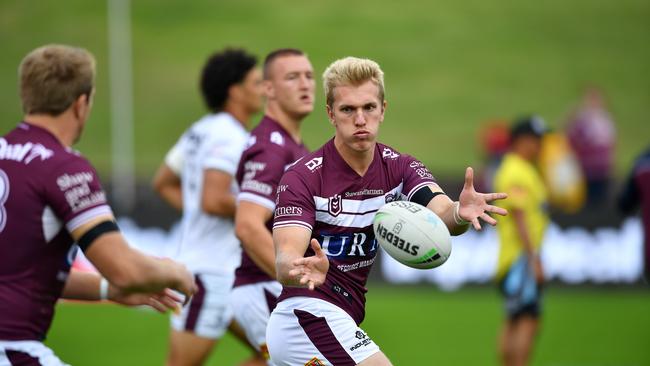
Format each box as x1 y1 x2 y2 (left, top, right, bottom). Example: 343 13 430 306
289 239 329 290
458 167 508 230
109 287 183 314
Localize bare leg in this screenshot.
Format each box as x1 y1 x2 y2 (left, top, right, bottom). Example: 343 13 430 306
498 320 515 366
511 316 538 366
167 329 217 366
229 321 266 366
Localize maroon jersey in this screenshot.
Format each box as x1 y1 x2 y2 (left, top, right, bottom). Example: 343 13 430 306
0 122 112 341
234 116 309 287
273 138 435 324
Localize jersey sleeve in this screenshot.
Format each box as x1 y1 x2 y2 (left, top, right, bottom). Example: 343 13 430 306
164 139 184 175
400 155 437 201
272 169 315 232
238 144 290 211
44 156 113 233
203 133 247 176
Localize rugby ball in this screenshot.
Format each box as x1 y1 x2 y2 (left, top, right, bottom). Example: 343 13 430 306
373 201 451 269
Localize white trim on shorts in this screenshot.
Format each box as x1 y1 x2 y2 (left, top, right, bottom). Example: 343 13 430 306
231 281 282 363
170 272 235 339
0 341 69 366
266 297 380 366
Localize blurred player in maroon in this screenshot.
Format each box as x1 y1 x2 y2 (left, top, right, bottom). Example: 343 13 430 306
233 48 315 364
266 57 508 365
619 146 650 282
0 44 196 365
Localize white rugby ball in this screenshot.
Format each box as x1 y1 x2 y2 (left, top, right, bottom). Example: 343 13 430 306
373 201 451 269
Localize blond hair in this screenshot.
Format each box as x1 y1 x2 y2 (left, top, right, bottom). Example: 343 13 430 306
322 57 384 107
19 44 96 116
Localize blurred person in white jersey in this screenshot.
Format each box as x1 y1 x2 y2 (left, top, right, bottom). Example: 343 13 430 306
267 56 509 365
152 48 265 366
232 48 315 364
0 44 196 366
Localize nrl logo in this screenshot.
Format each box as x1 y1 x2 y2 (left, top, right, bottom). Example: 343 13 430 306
328 194 342 217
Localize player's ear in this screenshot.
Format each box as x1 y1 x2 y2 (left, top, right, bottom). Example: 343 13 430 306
379 100 387 123
73 92 92 122
326 104 335 126
263 79 274 99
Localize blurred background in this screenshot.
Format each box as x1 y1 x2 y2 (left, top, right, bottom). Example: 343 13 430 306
1 0 648 365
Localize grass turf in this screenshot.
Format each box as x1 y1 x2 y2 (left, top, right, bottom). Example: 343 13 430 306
0 0 648 178
46 285 650 365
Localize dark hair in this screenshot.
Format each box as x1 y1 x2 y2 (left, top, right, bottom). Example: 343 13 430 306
510 115 548 141
200 48 257 113
263 48 305 79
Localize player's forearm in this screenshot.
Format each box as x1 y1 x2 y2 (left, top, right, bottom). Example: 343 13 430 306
427 198 469 236
275 251 303 287
236 221 277 279
157 186 183 212
202 194 236 217
62 270 103 300
513 209 535 256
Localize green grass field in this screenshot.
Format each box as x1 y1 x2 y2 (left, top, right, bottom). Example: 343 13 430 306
1 0 648 178
46 285 650 365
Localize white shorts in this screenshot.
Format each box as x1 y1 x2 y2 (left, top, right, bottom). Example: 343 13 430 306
231 281 282 362
0 341 69 366
266 297 380 366
171 272 235 339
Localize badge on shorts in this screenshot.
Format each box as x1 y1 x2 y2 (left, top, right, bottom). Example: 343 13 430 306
305 357 325 366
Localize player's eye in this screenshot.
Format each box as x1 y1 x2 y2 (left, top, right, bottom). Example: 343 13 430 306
340 106 353 113
364 104 376 112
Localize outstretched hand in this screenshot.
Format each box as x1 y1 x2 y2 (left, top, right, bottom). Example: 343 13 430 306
458 167 508 230
110 287 183 314
288 239 329 290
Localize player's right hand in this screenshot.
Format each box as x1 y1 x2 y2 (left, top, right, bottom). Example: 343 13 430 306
289 239 329 290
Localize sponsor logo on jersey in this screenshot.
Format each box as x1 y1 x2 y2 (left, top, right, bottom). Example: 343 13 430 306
275 205 303 218
57 172 107 212
319 232 378 259
304 157 323 171
328 194 342 216
270 131 284 146
0 138 53 164
382 147 399 159
385 193 400 203
241 179 272 195
349 330 373 351
344 188 384 198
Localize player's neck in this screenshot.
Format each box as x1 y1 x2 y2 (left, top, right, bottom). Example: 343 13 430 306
265 104 303 143
223 103 252 129
334 137 374 176
23 113 77 147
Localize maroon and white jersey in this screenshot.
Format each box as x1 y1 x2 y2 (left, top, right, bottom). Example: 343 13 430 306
273 138 435 324
234 116 309 287
0 122 112 341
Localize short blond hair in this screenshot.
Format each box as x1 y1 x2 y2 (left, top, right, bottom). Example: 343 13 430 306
19 44 96 116
322 57 384 107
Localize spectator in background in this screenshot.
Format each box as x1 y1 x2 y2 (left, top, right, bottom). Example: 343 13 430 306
566 87 616 206
477 120 510 193
618 146 650 282
493 116 549 366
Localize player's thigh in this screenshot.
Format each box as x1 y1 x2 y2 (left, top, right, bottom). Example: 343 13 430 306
231 281 281 355
267 297 381 366
168 329 218 366
170 273 235 339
